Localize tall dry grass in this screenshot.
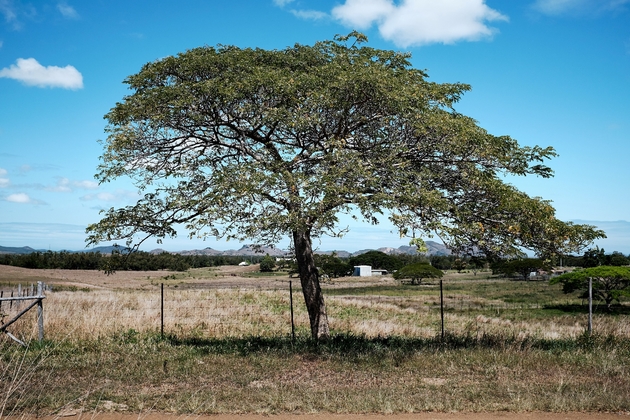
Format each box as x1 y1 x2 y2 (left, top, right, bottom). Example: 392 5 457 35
3 284 629 343
2 278 630 415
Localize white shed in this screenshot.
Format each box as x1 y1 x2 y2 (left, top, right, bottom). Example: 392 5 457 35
353 265 372 277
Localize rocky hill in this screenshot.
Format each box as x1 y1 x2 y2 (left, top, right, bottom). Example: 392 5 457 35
1 241 450 257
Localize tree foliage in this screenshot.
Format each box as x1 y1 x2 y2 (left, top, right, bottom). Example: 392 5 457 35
393 262 443 285
348 251 404 272
0 251 259 271
551 266 630 309
86 33 604 339
495 258 552 280
314 253 353 278
259 254 276 272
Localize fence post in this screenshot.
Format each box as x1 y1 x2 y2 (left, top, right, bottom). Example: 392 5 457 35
289 281 295 342
588 277 592 336
37 281 44 342
440 279 445 340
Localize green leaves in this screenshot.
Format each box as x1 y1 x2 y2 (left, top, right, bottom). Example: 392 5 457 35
88 33 603 261
393 263 443 285
551 266 630 308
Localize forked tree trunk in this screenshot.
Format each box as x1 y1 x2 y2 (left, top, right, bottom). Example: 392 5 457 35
293 229 330 340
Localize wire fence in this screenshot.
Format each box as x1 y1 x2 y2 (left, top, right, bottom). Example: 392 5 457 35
2 278 629 344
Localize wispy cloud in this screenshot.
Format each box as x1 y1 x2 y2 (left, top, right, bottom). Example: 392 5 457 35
45 177 99 192
0 167 9 188
273 0 294 6
56 2 79 19
532 0 586 15
0 58 83 89
80 192 116 202
0 222 87 249
0 0 37 30
532 0 630 15
73 180 98 189
290 9 328 20
80 189 139 203
331 0 508 47
0 0 18 28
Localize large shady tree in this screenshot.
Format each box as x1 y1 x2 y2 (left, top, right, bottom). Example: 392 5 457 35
87 33 604 340
551 266 630 310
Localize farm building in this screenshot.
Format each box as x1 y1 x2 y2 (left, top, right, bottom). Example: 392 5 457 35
353 265 372 277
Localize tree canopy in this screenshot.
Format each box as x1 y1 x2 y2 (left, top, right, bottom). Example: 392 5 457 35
495 258 552 280
393 263 443 285
348 251 404 272
86 33 604 339
551 266 630 309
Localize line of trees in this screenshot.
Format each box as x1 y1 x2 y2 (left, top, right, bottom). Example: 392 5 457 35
3 248 628 275
0 251 263 271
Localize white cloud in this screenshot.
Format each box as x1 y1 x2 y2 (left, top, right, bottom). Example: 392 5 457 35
0 168 7 176
332 0 394 29
0 58 83 90
273 0 294 6
290 9 328 20
331 0 508 47
7 192 31 203
57 2 79 19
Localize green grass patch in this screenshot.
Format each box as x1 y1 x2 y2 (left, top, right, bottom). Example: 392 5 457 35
2 332 630 416
244 271 290 278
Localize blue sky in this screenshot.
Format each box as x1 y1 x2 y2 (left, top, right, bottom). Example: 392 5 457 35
1 0 629 254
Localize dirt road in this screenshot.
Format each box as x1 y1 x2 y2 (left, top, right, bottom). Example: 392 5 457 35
27 412 630 420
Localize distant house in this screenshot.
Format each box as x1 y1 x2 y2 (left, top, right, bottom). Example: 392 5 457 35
371 269 388 276
353 265 372 277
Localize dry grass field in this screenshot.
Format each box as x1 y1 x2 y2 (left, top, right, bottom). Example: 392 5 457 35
1 264 629 416
2 264 628 341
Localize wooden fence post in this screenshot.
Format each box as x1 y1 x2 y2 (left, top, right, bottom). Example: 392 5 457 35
1 282 46 346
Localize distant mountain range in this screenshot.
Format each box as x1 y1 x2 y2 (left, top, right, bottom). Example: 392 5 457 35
0 241 451 257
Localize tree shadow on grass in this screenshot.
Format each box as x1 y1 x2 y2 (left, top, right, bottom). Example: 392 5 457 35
162 331 630 357
544 303 630 315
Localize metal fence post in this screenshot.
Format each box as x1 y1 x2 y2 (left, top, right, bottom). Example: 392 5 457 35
440 279 445 340
588 277 593 335
289 281 295 342
37 281 44 342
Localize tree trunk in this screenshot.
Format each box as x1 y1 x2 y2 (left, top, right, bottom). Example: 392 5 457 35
293 229 330 340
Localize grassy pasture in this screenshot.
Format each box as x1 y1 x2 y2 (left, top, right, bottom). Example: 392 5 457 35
0 265 629 415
